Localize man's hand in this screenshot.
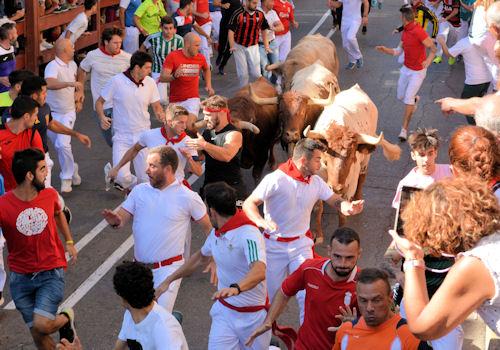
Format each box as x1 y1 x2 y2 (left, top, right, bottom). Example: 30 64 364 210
99 115 112 130
435 97 456 115
422 57 432 69
206 35 213 45
257 219 278 233
340 200 364 216
108 167 119 181
362 16 368 26
328 305 357 332
206 85 215 96
203 259 218 286
222 3 230 9
212 287 239 300
155 280 171 300
56 336 82 350
102 209 122 228
66 243 78 265
185 133 207 151
229 46 237 53
375 45 389 54
245 322 272 346
75 132 91 148
292 21 299 29
439 17 446 23
179 147 193 160
265 46 273 54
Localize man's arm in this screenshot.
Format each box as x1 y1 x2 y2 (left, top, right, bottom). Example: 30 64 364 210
134 15 148 36
242 194 278 232
436 36 452 58
435 96 482 115
440 8 459 22
95 96 112 130
202 65 214 96
180 148 203 176
228 29 236 52
193 22 212 42
109 143 145 180
188 130 242 162
272 20 285 33
421 37 437 68
375 42 403 56
328 0 343 9
46 78 81 91
48 120 91 148
113 340 128 350
362 0 369 25
119 7 126 28
55 209 78 263
102 208 133 229
213 261 266 299
151 101 166 122
325 194 364 216
160 66 176 83
76 67 88 86
194 213 213 236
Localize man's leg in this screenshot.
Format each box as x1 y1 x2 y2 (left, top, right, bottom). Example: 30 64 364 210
234 44 250 87
197 22 213 67
211 11 222 45
152 263 183 312
259 44 270 79
236 309 272 350
277 31 291 63
265 240 291 302
208 302 240 350
401 68 427 132
47 111 76 188
112 136 137 189
288 236 314 324
435 21 450 62
346 19 363 64
247 44 262 83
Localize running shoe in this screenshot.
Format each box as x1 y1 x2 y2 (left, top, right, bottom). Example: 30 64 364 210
433 56 442 64
356 58 364 68
345 62 356 70
398 128 408 142
59 308 76 343
61 179 72 193
448 56 456 65
72 163 81 186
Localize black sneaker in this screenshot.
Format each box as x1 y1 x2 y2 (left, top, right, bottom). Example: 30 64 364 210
217 66 225 75
172 310 183 325
59 308 76 343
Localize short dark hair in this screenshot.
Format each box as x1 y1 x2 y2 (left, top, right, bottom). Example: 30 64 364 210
101 27 123 44
12 148 45 185
357 268 391 294
8 70 35 87
11 96 39 120
113 261 155 309
161 16 175 27
84 0 97 10
149 146 179 172
180 0 193 9
293 138 326 161
399 5 415 22
21 76 47 96
129 51 153 70
408 128 440 152
204 182 237 217
329 227 361 246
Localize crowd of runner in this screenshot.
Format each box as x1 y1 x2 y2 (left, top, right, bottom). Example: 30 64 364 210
0 0 499 349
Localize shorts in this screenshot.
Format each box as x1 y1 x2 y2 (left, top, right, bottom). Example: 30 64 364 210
177 97 201 117
397 65 427 105
10 268 65 328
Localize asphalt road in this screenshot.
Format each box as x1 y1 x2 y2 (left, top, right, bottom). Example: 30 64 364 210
0 0 487 349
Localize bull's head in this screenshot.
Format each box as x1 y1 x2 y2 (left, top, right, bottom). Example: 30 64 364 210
190 113 261 135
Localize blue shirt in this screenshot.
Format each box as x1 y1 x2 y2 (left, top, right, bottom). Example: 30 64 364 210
124 0 142 27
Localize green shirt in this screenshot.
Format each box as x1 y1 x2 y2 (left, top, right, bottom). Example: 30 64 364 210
144 33 184 73
0 91 13 108
134 0 167 35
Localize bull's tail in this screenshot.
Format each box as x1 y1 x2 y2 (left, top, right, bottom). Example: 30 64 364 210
380 138 402 161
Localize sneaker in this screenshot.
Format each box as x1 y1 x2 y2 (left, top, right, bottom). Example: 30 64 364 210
433 56 442 64
53 6 64 13
448 56 456 65
61 179 72 193
172 310 183 325
378 2 383 9
0 291 4 307
398 128 408 142
41 40 53 49
217 66 225 75
362 26 367 35
59 308 76 343
345 62 356 70
356 58 364 68
72 163 81 186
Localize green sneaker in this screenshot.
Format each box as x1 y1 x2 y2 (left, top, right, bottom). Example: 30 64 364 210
59 308 76 343
433 56 442 64
448 57 456 65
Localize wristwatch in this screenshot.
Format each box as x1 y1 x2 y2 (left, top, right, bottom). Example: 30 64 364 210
229 283 241 294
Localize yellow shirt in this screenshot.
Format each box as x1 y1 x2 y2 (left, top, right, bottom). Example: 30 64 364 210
134 0 167 35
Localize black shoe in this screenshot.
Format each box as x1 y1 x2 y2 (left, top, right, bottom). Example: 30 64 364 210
172 310 183 325
362 26 367 34
217 66 225 75
59 308 75 343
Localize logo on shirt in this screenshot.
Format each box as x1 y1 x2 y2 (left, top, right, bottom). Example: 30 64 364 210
344 291 352 306
307 283 319 289
16 207 48 236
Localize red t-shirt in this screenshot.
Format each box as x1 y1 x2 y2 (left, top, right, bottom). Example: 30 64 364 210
402 22 429 71
0 188 67 274
0 125 44 191
163 49 208 102
273 0 295 36
194 0 212 26
281 258 359 350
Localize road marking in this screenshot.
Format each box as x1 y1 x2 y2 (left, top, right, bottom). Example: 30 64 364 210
326 27 337 39
307 9 331 36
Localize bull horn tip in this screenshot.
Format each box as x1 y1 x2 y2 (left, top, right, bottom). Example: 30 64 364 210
303 125 311 137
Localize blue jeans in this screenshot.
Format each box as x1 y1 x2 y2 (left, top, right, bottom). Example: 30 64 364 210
10 268 65 328
94 108 113 147
0 173 4 196
259 40 279 83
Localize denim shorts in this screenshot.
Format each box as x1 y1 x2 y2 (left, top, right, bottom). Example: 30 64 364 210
10 268 65 328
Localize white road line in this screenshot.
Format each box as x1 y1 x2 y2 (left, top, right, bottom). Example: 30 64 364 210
307 9 331 36
326 27 337 39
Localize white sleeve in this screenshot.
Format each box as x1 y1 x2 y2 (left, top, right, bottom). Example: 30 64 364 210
270 10 280 25
189 191 207 221
137 130 149 147
149 79 161 104
66 14 86 34
153 318 187 350
117 311 130 341
121 187 137 215
251 173 273 201
317 177 334 201
143 35 153 49
44 62 58 79
119 0 131 9
241 228 266 266
79 53 93 72
200 232 215 257
448 39 466 58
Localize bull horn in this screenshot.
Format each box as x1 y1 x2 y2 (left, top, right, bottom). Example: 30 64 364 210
265 62 282 72
303 125 326 140
357 131 402 161
357 132 383 145
249 83 278 105
194 120 207 129
308 84 336 106
234 120 260 134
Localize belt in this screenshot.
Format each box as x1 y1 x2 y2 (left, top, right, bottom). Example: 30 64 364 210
218 297 268 313
263 229 313 242
182 179 192 190
144 255 183 269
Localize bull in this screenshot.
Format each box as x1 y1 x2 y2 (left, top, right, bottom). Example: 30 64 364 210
304 84 401 241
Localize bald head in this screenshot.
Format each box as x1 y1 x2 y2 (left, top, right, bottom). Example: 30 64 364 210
475 94 500 134
55 38 75 62
183 33 201 57
487 1 500 38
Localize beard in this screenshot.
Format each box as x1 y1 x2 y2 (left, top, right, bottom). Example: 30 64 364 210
206 117 220 130
33 178 45 193
149 175 166 189
333 266 355 277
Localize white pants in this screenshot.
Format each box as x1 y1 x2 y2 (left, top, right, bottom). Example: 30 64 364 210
436 21 461 57
123 26 140 54
112 132 149 189
210 11 222 43
275 31 291 62
401 300 464 349
47 111 76 181
233 43 261 88
152 261 183 312
208 301 272 350
397 65 427 105
152 72 169 105
341 18 362 63
195 22 213 67
0 233 5 292
177 97 201 117
265 235 314 324
44 152 54 188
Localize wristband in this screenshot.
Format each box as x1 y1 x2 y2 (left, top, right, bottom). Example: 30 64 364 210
66 240 74 245
403 259 425 272
229 283 241 294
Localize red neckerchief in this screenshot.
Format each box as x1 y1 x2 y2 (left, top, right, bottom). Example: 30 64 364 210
489 176 500 188
160 127 187 145
278 159 310 184
100 46 119 57
123 70 144 87
215 209 258 237
203 107 232 123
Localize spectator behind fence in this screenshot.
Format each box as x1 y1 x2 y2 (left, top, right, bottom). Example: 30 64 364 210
60 0 98 44
0 22 17 93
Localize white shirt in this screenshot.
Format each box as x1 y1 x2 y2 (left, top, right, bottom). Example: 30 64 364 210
118 302 188 350
45 57 77 114
251 169 333 238
79 48 131 109
449 37 491 85
61 12 89 44
122 181 206 262
339 0 363 21
201 224 267 307
100 73 160 135
259 8 280 42
137 128 197 181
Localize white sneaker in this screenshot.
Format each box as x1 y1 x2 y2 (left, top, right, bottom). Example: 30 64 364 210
61 179 72 193
398 128 408 142
72 163 81 186
41 39 53 49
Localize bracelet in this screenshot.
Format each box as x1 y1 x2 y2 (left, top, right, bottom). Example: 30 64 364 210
403 259 425 272
66 240 74 245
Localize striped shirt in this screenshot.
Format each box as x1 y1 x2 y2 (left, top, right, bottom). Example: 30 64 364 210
228 7 269 47
143 33 184 73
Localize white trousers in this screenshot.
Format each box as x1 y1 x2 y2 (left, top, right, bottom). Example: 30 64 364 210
397 65 427 105
152 262 183 312
436 21 461 57
195 22 213 67
44 152 54 188
265 235 314 324
0 233 5 292
208 301 272 350
123 26 140 54
275 31 291 62
112 132 149 189
401 299 464 349
47 111 76 181
210 11 222 43
341 18 362 63
233 43 261 88
177 97 201 117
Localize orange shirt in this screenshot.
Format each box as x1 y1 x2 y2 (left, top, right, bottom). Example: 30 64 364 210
333 314 426 350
